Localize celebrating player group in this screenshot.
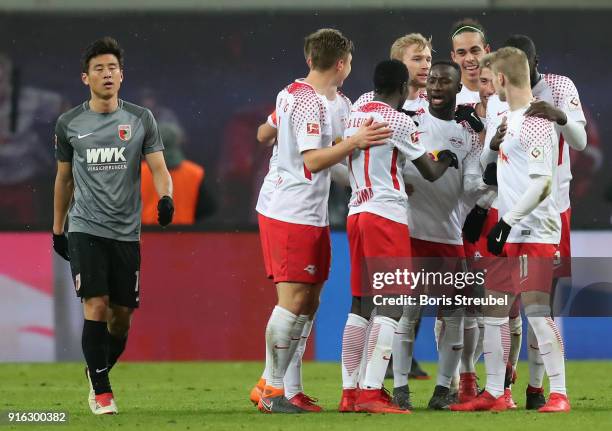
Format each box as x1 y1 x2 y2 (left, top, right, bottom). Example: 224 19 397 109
250 18 586 414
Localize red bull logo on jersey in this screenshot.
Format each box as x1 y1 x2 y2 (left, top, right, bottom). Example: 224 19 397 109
499 147 510 164
118 124 132 141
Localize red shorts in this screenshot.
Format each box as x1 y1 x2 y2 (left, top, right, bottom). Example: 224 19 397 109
411 238 467 298
412 238 466 258
258 213 273 279
554 208 572 278
463 207 499 259
347 212 411 297
262 216 331 284
485 243 557 295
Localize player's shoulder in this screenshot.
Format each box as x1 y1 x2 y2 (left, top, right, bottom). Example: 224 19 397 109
336 89 352 108
353 91 374 110
121 100 153 119
56 102 87 128
543 73 574 88
543 73 577 93
520 115 555 141
284 80 319 100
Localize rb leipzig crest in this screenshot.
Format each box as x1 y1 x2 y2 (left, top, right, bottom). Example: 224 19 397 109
118 124 132 141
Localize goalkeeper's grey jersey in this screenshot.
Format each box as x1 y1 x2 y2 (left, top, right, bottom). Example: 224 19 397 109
54 100 164 241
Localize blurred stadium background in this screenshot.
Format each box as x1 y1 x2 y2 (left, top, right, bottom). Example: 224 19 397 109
1 0 612 368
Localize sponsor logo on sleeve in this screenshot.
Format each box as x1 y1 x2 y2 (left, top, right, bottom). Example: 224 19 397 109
529 146 544 163
411 131 423 143
568 96 581 111
118 124 132 141
306 122 320 136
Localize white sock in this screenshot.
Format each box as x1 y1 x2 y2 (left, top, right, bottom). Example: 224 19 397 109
473 316 484 365
501 321 511 365
461 317 478 374
265 306 298 389
262 312 273 381
437 312 464 388
508 315 523 371
483 316 508 398
527 323 545 388
434 318 443 350
358 308 377 389
363 315 397 390
392 305 419 388
284 315 311 399
341 313 368 389
526 309 566 395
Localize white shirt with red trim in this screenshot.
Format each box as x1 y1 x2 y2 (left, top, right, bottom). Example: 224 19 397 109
266 80 334 227
403 110 483 245
456 85 481 105
353 90 429 113
344 101 425 225
255 111 278 216
482 95 509 211
497 107 560 244
532 74 586 212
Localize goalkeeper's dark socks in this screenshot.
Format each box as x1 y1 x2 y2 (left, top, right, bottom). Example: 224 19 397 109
107 332 128 371
82 319 112 395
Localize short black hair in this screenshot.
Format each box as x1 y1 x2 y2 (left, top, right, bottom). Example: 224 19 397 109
373 59 408 95
81 37 124 73
504 34 537 62
431 60 461 81
450 18 487 45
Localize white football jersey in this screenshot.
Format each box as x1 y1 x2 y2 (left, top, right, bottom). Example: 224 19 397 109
403 110 482 244
482 94 509 211
353 90 429 113
532 74 586 212
456 85 481 105
266 80 333 226
257 90 351 218
497 107 560 244
345 101 425 225
255 112 278 216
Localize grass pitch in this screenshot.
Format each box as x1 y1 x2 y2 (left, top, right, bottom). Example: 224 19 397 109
1 361 611 430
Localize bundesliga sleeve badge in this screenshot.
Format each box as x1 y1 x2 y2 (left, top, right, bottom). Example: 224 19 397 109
118 124 132 141
306 122 320 136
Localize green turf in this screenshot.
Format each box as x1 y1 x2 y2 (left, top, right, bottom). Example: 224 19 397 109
1 361 611 430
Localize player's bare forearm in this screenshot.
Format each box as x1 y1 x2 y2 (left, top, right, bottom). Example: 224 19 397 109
53 162 74 235
256 122 277 146
302 139 356 173
302 119 391 173
412 153 451 182
145 151 173 198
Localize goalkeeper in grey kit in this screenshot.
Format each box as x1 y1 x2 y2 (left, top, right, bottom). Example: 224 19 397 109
52 37 174 415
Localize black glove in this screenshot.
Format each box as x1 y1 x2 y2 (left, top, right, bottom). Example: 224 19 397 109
157 196 174 227
462 205 488 243
53 233 70 261
487 218 512 256
437 150 459 169
483 162 497 186
455 104 484 133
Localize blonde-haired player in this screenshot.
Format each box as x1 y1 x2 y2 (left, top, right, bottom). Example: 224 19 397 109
452 47 569 413
354 33 432 112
